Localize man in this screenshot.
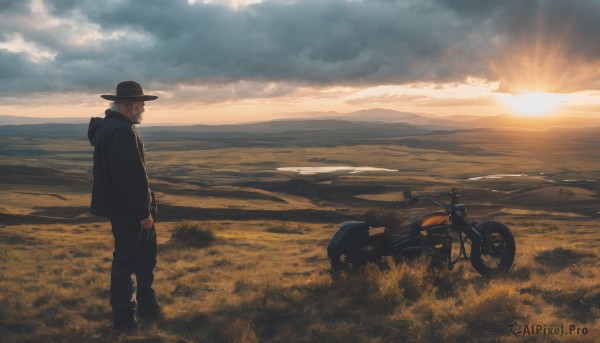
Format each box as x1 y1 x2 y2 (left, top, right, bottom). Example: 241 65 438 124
88 81 161 332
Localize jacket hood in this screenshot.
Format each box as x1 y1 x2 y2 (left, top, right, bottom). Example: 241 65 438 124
88 109 133 146
88 116 104 147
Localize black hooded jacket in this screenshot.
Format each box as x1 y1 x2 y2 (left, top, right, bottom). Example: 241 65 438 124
88 110 152 221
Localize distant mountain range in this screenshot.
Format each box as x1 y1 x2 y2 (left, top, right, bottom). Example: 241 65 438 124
1 109 598 136
0 118 433 149
287 108 464 129
0 109 457 126
0 115 89 125
283 108 600 129
468 113 600 128
0 119 429 141
140 118 429 135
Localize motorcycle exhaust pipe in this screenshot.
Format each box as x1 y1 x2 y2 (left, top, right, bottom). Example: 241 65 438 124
398 246 432 260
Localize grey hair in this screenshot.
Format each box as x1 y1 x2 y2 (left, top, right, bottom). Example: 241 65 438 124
109 101 128 113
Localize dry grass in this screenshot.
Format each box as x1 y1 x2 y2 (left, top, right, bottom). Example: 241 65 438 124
2 217 598 342
2 129 600 341
265 222 311 235
171 222 216 247
534 247 596 269
219 319 259 343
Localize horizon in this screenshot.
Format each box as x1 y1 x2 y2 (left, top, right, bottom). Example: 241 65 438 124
2 109 600 130
3 109 600 127
1 0 599 125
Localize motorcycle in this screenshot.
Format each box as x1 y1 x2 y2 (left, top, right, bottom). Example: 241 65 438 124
327 189 516 276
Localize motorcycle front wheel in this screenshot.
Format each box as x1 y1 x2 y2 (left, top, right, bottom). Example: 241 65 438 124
470 221 515 276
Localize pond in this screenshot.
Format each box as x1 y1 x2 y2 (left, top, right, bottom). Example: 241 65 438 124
276 166 398 175
467 174 528 181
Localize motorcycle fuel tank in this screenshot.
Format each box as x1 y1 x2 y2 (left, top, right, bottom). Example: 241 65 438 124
413 210 450 229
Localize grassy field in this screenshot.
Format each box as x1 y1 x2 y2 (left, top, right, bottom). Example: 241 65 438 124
1 127 599 342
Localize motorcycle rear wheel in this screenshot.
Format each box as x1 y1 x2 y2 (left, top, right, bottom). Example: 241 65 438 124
341 236 386 266
470 221 515 276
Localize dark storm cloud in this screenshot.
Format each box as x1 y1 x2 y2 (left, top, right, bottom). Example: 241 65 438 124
0 0 599 98
58 0 477 84
0 0 28 12
436 0 600 92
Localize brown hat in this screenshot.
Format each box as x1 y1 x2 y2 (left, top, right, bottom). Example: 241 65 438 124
101 81 158 101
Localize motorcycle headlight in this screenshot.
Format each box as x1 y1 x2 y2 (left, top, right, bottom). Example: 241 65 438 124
453 204 467 218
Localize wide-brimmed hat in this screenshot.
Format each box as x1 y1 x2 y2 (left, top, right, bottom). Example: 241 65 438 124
101 81 158 101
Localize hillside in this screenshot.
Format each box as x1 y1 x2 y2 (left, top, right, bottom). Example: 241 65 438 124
1 127 599 342
0 119 431 149
3 110 599 132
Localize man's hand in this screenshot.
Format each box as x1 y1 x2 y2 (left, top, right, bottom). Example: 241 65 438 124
140 215 154 230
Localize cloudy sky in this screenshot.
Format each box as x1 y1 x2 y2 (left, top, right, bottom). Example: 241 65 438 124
1 0 599 124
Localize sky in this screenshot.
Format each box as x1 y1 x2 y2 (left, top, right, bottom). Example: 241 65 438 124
0 0 599 124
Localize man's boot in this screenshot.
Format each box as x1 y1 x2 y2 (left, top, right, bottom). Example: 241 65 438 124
137 289 162 324
112 300 137 332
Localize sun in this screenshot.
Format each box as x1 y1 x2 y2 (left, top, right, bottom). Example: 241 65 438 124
498 91 562 117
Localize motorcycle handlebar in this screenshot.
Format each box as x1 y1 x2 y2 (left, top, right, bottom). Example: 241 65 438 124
399 196 419 208
400 190 460 208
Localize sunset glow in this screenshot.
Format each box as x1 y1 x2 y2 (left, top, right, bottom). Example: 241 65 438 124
0 0 598 124
499 92 563 117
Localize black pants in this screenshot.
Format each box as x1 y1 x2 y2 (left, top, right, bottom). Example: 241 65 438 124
109 214 158 327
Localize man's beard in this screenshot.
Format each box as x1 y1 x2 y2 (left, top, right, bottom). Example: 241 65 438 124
132 106 145 124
